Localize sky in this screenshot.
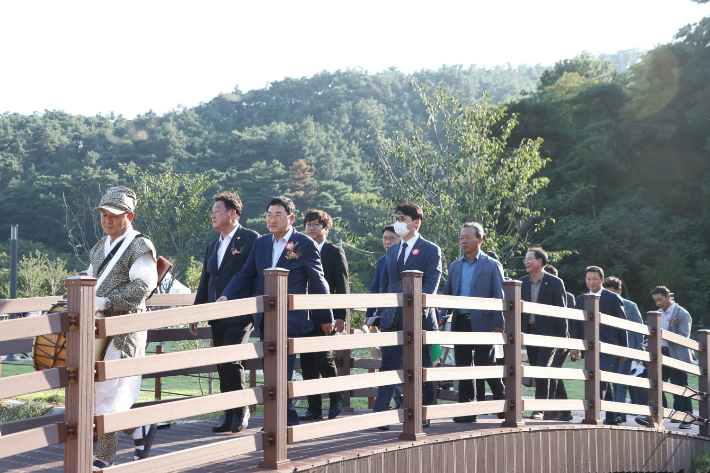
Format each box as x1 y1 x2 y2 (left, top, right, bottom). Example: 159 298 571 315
2 0 710 119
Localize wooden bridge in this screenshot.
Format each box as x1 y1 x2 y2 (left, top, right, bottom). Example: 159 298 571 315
1 270 709 472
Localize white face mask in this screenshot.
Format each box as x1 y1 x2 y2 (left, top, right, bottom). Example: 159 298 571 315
393 221 411 238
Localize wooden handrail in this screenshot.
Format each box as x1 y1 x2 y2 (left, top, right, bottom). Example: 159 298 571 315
287 409 405 444
423 400 507 420
422 330 507 346
600 400 653 417
288 370 404 398
423 294 506 312
0 366 68 398
599 313 651 336
662 381 705 401
0 423 67 460
422 365 507 383
523 399 587 412
289 292 402 311
599 370 653 390
0 295 63 314
95 387 264 435
521 333 587 351
0 311 68 343
521 301 586 321
662 355 702 376
288 331 403 354
661 329 701 352
522 366 588 381
95 342 264 381
145 293 196 307
96 297 261 338
599 342 652 362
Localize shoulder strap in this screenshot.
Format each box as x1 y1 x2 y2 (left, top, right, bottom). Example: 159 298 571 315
96 239 125 276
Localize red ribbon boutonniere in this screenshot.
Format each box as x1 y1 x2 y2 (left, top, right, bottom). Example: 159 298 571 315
411 248 420 256
286 242 295 251
285 241 301 260
670 316 678 326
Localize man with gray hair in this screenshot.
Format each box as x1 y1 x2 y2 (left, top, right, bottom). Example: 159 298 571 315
438 222 506 422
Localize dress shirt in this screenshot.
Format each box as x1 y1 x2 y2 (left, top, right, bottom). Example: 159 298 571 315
317 240 326 253
217 224 240 269
396 233 420 264
528 272 545 324
458 251 480 306
660 302 676 348
87 226 158 311
271 227 295 268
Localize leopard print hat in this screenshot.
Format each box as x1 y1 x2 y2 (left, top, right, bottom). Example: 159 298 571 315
94 186 137 215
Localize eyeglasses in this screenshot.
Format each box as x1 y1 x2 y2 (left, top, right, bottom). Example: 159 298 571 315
393 215 413 223
460 235 477 241
265 213 286 221
523 257 536 263
382 237 399 244
305 223 322 229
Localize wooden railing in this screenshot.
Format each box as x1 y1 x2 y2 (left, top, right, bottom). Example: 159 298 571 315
0 270 707 472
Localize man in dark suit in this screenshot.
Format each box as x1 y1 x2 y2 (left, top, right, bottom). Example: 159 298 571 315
543 264 575 421
569 266 628 425
437 222 505 423
219 195 334 426
373 201 442 429
520 247 568 420
190 192 260 433
299 209 349 421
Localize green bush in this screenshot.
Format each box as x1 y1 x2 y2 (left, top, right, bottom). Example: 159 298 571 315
692 452 710 473
0 400 54 423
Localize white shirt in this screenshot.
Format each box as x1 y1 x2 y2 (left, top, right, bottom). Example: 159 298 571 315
271 227 295 268
87 226 158 311
396 233 420 264
217 224 240 269
660 302 676 348
317 240 326 253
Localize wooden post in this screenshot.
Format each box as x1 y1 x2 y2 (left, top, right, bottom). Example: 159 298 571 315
259 269 292 470
154 344 163 400
646 311 664 428
582 294 602 425
63 275 97 473
698 330 710 437
337 308 353 412
400 270 425 441
249 369 257 413
502 280 524 428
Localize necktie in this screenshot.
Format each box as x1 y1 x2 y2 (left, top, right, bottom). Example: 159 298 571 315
397 242 408 274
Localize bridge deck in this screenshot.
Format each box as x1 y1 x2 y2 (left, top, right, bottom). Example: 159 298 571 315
1 411 704 472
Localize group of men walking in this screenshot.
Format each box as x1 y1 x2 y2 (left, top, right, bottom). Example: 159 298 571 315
89 186 696 469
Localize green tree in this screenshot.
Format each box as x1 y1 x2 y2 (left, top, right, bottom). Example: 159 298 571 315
18 250 50 298
374 81 549 273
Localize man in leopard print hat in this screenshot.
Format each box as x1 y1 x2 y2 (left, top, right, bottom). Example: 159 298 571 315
89 186 159 470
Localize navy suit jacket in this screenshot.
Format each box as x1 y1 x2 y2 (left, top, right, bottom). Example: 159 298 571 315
194 225 260 324
380 236 442 331
520 273 568 338
566 292 575 310
221 229 333 336
438 252 505 332
366 255 387 320
571 289 628 348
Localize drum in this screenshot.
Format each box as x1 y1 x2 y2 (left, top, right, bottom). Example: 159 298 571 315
33 301 108 370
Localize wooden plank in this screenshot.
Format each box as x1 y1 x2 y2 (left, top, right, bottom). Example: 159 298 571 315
0 295 63 313
289 293 402 311
522 365 588 380
660 329 700 352
421 331 507 346
422 400 507 420
521 301 586 321
96 297 261 338
422 365 507 382
422 294 505 312
96 387 263 434
599 313 651 336
599 370 653 390
600 400 652 416
99 433 262 473
289 331 403 355
0 337 34 356
0 423 65 460
599 342 652 361
521 333 587 350
145 293 196 307
0 311 67 342
288 409 405 443
96 342 263 381
146 327 212 342
288 370 404 398
663 381 705 401
0 413 65 436
522 399 587 412
502 279 524 428
663 409 695 423
662 354 702 376
139 364 220 379
0 366 68 398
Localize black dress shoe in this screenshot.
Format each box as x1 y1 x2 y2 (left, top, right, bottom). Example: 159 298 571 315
299 410 323 421
231 410 250 433
453 415 477 423
377 425 390 431
635 416 650 427
212 418 234 433
556 414 574 422
393 396 403 409
422 420 431 428
603 418 620 426
328 404 342 420
497 412 506 419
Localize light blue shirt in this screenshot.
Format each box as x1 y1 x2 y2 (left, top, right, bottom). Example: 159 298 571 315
458 251 480 301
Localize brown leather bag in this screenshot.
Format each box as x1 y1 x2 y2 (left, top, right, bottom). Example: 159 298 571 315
151 256 173 297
